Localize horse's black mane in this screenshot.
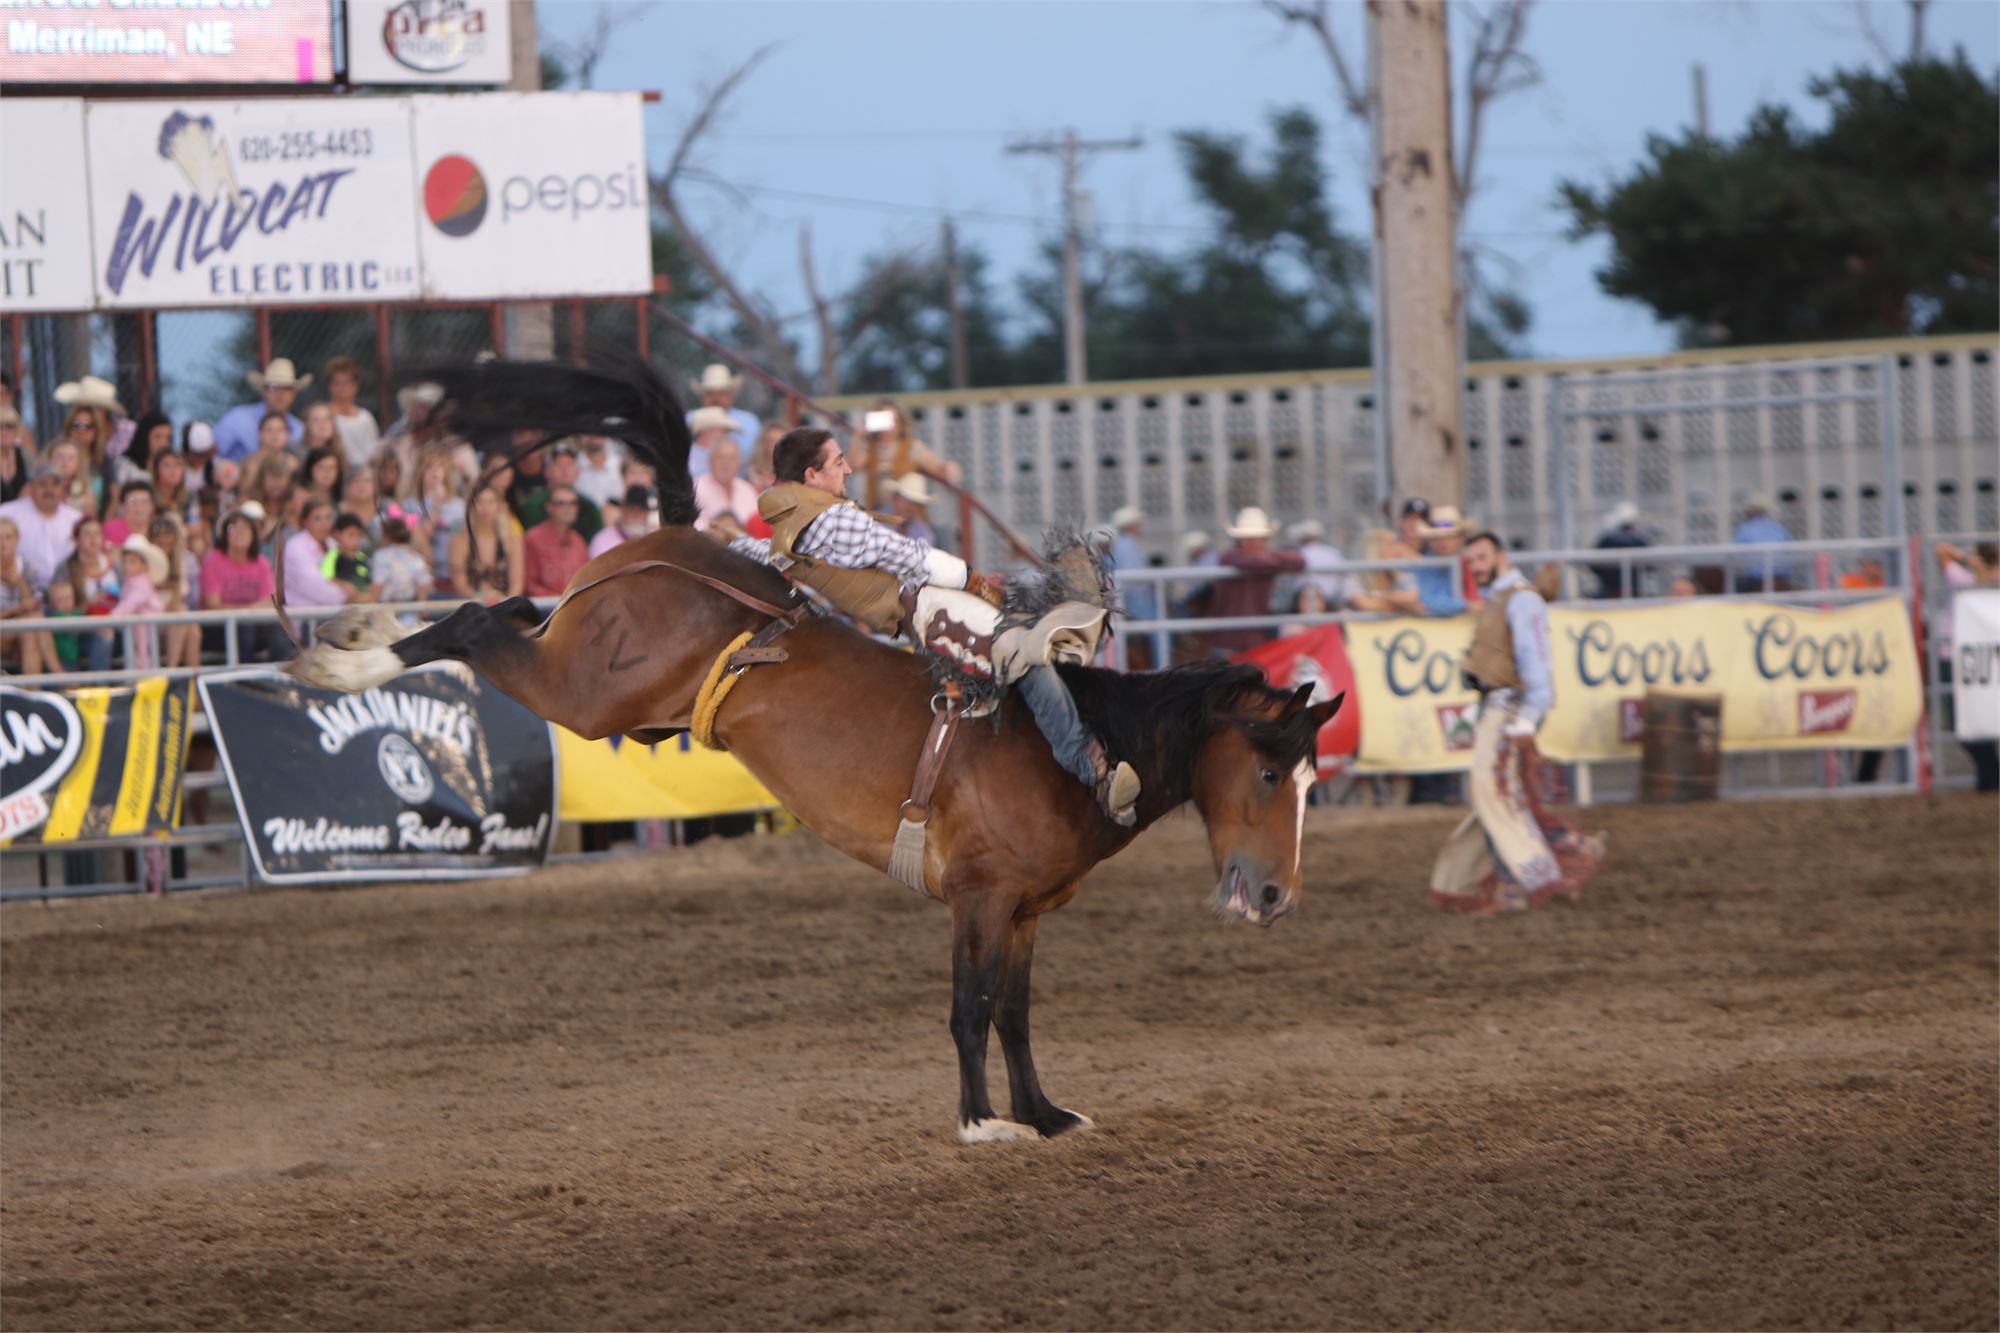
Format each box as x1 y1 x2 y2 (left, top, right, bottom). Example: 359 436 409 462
1057 659 1315 813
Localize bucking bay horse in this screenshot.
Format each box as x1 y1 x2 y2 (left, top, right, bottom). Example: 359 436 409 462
288 359 1342 1143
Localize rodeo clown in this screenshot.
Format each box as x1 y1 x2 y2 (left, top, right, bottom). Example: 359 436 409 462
722 425 1143 826
1429 530 1605 914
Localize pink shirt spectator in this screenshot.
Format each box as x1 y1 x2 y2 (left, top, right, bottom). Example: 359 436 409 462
110 574 162 669
693 474 759 531
283 530 347 607
201 549 275 608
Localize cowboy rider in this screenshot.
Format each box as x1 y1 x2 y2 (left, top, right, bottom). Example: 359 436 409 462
725 427 1142 826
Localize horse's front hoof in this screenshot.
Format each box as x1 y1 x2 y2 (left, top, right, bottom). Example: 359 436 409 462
1032 1106 1094 1138
957 1117 1036 1144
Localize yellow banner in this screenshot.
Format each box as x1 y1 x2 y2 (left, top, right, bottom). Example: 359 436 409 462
1346 616 1479 772
1347 598 1923 769
555 728 779 821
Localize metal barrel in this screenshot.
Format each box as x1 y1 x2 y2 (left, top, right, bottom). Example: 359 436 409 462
1639 687 1724 803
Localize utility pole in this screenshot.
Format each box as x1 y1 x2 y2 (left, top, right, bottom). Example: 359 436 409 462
1692 62 1710 139
504 0 554 360
1007 128 1143 385
1369 0 1461 513
942 217 969 390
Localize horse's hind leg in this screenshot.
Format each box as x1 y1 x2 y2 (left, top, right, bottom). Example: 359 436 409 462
994 916 1092 1138
289 601 573 722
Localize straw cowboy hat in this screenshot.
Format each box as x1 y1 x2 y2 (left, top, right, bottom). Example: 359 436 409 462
1287 519 1326 544
688 406 738 438
1417 504 1472 539
1109 504 1144 531
246 358 312 391
54 375 126 415
1225 506 1279 539
120 533 169 585
1177 530 1212 561
690 363 743 395
887 473 934 506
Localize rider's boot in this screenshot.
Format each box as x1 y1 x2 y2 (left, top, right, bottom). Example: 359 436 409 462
1088 740 1141 827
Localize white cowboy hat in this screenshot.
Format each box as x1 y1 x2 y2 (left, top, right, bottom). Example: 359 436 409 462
1177 530 1211 560
690 363 742 395
1417 504 1471 539
1604 501 1639 529
246 358 312 391
1225 506 1278 539
887 473 933 506
1109 504 1143 531
232 501 267 523
1287 519 1326 543
688 406 738 438
397 381 443 414
119 533 169 585
54 375 126 415
184 420 216 452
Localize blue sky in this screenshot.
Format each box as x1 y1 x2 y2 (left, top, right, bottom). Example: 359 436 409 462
542 0 1999 365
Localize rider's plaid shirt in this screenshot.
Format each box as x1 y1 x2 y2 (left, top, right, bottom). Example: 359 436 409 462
730 500 931 587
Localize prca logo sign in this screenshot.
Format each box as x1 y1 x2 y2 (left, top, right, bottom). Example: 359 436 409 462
382 0 495 74
0 686 83 841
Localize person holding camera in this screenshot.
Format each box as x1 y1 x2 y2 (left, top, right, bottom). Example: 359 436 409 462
848 399 961 511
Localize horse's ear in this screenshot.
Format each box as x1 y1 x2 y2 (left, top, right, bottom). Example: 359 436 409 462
1308 692 1346 728
1279 683 1314 717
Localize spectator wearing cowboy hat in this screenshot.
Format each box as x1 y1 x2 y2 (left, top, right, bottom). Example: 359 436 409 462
589 483 659 559
214 358 310 462
686 364 760 455
686 406 739 483
887 473 939 549
1286 519 1356 611
54 375 126 514
109 533 169 670
1209 506 1306 654
1413 504 1471 617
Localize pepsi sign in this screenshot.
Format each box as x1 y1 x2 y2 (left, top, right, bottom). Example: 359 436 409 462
409 92 651 299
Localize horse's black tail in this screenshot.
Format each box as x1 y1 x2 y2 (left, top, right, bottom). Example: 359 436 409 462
418 354 695 526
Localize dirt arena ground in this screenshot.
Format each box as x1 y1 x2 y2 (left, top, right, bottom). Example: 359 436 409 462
3 794 1995 1331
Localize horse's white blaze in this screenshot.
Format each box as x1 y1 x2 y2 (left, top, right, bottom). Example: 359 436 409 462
1291 759 1313 878
957 1118 1036 1144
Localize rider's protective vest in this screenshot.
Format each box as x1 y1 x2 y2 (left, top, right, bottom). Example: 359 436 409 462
758 484 906 635
1462 585 1524 693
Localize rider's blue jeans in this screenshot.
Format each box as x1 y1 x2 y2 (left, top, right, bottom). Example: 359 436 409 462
1019 665 1096 788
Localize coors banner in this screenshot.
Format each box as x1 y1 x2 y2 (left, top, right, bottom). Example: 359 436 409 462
199 666 555 883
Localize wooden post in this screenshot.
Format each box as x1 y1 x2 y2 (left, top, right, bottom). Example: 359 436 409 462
1370 0 1462 513
373 304 394 420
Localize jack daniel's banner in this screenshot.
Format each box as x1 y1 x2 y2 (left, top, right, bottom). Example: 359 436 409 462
198 666 555 883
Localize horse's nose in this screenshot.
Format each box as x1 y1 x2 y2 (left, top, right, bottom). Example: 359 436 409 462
1259 881 1283 910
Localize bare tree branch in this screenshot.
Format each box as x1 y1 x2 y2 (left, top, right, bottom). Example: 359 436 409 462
799 223 840 396
557 2 652 89
650 43 807 386
1853 0 1896 65
1457 0 1541 210
1263 0 1371 123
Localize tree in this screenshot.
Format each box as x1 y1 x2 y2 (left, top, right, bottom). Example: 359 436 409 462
836 242 1021 394
1009 108 1374 382
1560 53 1998 347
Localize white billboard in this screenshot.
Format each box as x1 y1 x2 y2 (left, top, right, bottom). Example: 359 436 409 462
85 97 422 308
0 99 95 311
410 92 651 299
2 0 335 86
346 0 512 86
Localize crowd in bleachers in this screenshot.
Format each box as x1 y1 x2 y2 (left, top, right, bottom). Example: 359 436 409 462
0 356 972 677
